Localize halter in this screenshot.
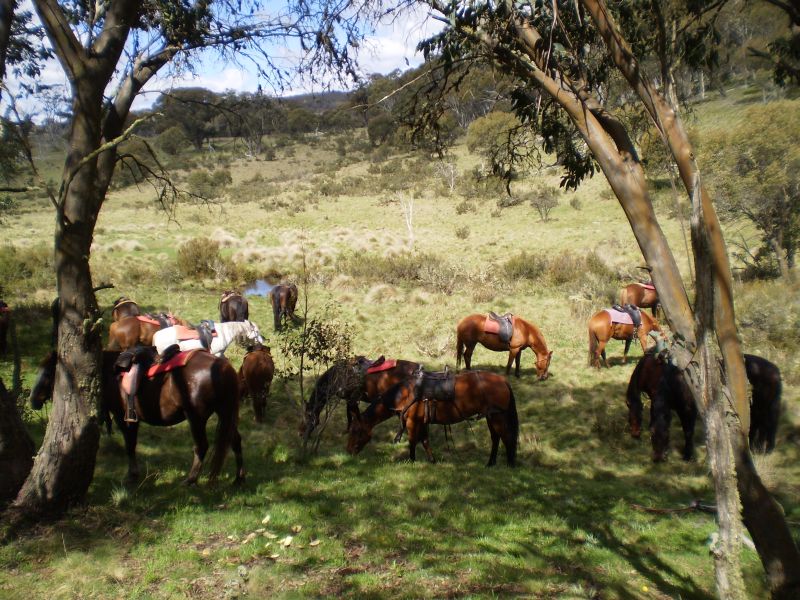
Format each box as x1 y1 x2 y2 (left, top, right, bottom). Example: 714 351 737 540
113 298 137 310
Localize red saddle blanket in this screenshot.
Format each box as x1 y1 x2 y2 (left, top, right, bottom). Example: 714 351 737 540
172 324 216 340
640 283 656 290
484 314 515 334
605 308 634 325
367 359 397 374
0 306 10 313
121 350 202 394
136 315 170 327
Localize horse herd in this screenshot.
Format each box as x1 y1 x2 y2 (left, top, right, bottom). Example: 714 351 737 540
3 277 784 486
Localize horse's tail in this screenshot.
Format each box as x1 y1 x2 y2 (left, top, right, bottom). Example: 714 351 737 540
766 375 783 452
207 358 239 481
271 292 281 331
504 383 519 466
626 357 645 437
588 327 598 367
456 334 464 369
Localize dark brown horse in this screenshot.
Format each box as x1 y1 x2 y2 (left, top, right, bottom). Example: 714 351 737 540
30 349 244 485
111 297 141 322
347 370 518 466
300 356 420 438
271 283 298 330
238 343 274 422
107 314 186 350
619 283 659 316
626 352 782 461
220 290 249 322
588 309 661 368
455 313 552 379
0 300 9 355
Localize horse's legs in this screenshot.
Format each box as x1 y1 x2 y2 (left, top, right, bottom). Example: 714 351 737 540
185 417 210 485
505 348 521 377
463 343 476 370
231 427 245 484
486 418 501 467
253 390 266 423
420 424 435 463
120 421 140 483
407 419 418 462
594 339 609 368
514 349 522 378
623 338 632 364
680 407 696 461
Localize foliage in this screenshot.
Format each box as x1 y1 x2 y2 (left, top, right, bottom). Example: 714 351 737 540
156 126 189 156
0 244 53 295
465 111 533 188
526 186 560 222
504 250 616 288
702 100 800 277
176 237 223 279
185 168 233 200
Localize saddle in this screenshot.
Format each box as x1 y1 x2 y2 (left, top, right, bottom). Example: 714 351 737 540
137 313 176 329
366 356 398 374
394 368 456 442
612 303 642 329
173 321 217 349
485 312 514 344
115 346 158 423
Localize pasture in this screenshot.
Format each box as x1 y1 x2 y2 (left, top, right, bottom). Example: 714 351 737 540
1 86 798 598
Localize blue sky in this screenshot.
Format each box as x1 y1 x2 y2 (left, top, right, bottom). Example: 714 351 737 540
24 3 440 114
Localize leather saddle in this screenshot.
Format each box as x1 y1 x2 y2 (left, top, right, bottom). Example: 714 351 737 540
612 303 642 329
488 311 514 344
414 367 455 403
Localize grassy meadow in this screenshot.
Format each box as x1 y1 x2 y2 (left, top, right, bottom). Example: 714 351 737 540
0 85 799 599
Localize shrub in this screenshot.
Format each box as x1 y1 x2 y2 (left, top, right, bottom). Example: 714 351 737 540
504 251 548 281
186 167 231 200
569 196 582 210
176 237 222 279
455 200 476 215
527 186 560 222
455 226 470 239
157 126 188 156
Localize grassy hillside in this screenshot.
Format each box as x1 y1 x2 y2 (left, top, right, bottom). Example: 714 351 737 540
0 85 798 599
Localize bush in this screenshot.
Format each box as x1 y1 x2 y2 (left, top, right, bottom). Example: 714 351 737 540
186 167 232 200
527 186 560 222
157 126 188 156
455 226 470 239
503 250 616 287
0 244 54 295
455 200 476 215
176 237 222 279
569 196 582 210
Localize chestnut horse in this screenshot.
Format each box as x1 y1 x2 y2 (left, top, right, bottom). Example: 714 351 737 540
220 290 249 322
626 352 782 461
238 343 274 423
456 314 552 379
111 297 141 322
107 314 187 350
347 370 518 466
0 300 9 354
301 357 420 438
620 283 659 316
588 309 661 368
30 349 244 485
270 283 299 330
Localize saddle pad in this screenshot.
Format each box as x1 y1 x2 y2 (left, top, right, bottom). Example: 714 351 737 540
173 325 217 341
605 308 634 325
120 364 138 396
484 314 515 335
136 315 163 326
147 349 202 377
641 283 656 290
367 359 397 374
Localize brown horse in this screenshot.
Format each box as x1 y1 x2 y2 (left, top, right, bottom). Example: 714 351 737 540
271 283 299 330
588 309 661 368
0 300 9 355
620 283 659 316
107 314 186 350
30 349 244 485
220 290 249 322
238 343 274 422
111 297 141 322
300 356 420 438
347 370 518 466
455 314 552 379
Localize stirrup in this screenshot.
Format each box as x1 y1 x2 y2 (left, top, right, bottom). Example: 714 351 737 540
125 408 138 423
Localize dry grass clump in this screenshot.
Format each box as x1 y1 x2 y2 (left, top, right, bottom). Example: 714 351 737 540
364 284 403 304
330 274 355 290
210 228 240 248
96 239 146 253
409 289 433 305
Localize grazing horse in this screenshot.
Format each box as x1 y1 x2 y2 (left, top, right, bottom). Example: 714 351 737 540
153 320 264 357
270 283 299 330
107 314 187 350
347 370 518 466
456 313 552 379
0 300 9 354
111 297 141 322
301 356 421 438
588 309 661 368
620 283 659 316
219 290 249 322
626 352 782 461
30 349 244 485
238 344 274 422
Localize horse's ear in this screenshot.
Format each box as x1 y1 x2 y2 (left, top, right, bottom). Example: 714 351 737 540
548 351 554 358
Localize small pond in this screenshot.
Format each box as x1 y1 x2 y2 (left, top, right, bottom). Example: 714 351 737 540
243 279 275 297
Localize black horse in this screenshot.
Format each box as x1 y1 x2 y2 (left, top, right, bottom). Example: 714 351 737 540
270 283 298 331
627 352 782 461
219 290 249 322
0 300 9 354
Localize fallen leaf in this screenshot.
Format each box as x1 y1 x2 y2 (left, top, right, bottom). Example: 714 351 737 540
242 533 257 544
201 548 212 557
309 539 321 547
267 553 280 560
263 532 278 539
255 528 265 533
261 515 271 525
280 536 293 547
291 525 302 534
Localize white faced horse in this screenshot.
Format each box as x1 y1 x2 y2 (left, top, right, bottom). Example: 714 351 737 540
153 320 264 357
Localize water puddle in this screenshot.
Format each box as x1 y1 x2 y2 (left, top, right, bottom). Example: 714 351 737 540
243 279 275 297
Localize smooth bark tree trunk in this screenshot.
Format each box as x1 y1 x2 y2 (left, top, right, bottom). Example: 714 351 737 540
0 379 35 505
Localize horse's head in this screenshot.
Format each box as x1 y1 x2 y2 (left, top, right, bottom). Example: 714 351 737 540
347 417 372 455
243 320 265 345
30 351 57 410
650 394 671 462
535 350 553 381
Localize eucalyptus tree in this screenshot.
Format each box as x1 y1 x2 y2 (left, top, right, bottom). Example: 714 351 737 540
10 0 382 518
412 0 800 596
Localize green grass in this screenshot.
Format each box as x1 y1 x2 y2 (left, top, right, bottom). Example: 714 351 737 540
1 86 799 599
